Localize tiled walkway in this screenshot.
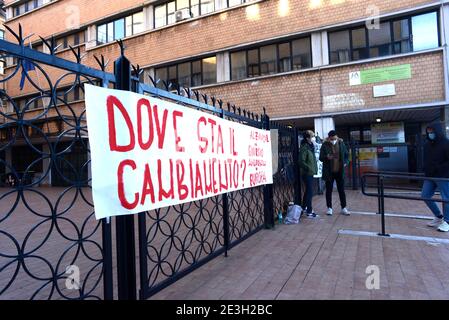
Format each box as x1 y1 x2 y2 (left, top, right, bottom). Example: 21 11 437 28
151 190 449 300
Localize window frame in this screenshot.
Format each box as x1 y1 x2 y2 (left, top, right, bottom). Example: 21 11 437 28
230 35 313 80
328 10 441 65
96 11 144 45
154 55 217 89
153 0 219 28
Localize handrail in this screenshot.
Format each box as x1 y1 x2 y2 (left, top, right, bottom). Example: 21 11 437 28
361 172 449 237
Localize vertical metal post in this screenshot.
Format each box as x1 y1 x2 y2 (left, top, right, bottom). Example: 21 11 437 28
114 43 137 300
378 176 390 237
220 109 230 257
101 218 114 300
263 112 274 229
293 127 301 205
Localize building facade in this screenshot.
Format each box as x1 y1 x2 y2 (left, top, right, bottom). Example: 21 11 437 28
2 0 449 185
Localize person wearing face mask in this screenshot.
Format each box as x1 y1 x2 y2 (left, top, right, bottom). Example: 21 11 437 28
422 122 449 232
299 130 318 218
319 130 350 216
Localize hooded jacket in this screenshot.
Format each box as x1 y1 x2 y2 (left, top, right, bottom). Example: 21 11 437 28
423 122 449 178
319 138 349 181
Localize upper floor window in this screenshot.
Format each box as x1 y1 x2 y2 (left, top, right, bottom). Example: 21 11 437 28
13 0 47 17
154 0 248 28
329 11 440 64
0 30 4 40
230 36 312 81
97 11 144 45
154 56 217 89
55 30 86 50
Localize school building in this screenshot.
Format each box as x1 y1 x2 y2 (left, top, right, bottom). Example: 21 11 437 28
2 0 449 185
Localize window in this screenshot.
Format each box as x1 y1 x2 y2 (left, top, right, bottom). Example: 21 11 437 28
155 67 168 89
178 62 191 87
168 2 176 25
155 5 167 28
0 30 4 40
247 49 259 78
412 12 439 52
155 56 217 89
230 36 312 80
278 42 291 73
351 28 368 60
202 57 216 84
329 30 350 64
292 37 311 70
114 19 125 40
13 0 51 17
201 0 214 15
192 60 202 86
393 19 411 54
154 0 217 28
97 11 145 45
228 0 245 6
329 11 440 64
260 45 277 76
231 51 246 80
369 22 392 58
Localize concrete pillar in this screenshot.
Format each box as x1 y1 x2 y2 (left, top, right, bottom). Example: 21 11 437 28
217 52 230 82
311 33 322 67
441 5 449 105
321 31 329 66
41 144 51 186
314 117 335 141
144 5 154 31
311 31 329 67
86 25 97 50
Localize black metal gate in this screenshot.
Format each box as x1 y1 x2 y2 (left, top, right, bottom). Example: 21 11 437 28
0 26 301 300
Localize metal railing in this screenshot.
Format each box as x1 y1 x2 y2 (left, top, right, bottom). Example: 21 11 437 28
361 171 449 236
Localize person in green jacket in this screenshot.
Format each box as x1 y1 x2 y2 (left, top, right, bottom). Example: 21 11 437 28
299 130 318 218
319 130 350 216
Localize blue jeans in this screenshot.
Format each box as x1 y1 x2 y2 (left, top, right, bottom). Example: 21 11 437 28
302 175 314 214
421 180 449 222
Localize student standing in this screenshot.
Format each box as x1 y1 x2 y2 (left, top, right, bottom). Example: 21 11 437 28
319 130 350 216
299 130 318 218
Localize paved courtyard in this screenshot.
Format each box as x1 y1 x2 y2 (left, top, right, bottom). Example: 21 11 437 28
151 190 449 300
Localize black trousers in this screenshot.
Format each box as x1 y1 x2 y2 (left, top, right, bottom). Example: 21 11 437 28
325 172 347 209
302 175 314 213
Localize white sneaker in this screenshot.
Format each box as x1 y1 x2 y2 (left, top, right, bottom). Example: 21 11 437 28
326 208 333 216
341 208 350 216
428 217 444 228
438 221 449 232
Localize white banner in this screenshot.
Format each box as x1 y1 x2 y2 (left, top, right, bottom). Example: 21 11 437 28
85 85 273 219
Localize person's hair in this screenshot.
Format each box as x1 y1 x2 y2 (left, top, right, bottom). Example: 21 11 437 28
303 130 315 140
328 130 337 138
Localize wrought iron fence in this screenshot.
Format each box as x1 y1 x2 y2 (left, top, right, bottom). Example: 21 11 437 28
0 25 302 300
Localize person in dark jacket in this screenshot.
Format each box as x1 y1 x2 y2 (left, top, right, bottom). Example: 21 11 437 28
422 121 449 232
319 130 350 216
299 130 318 218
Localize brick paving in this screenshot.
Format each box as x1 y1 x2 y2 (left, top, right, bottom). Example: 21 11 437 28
151 189 449 300
2 187 449 300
